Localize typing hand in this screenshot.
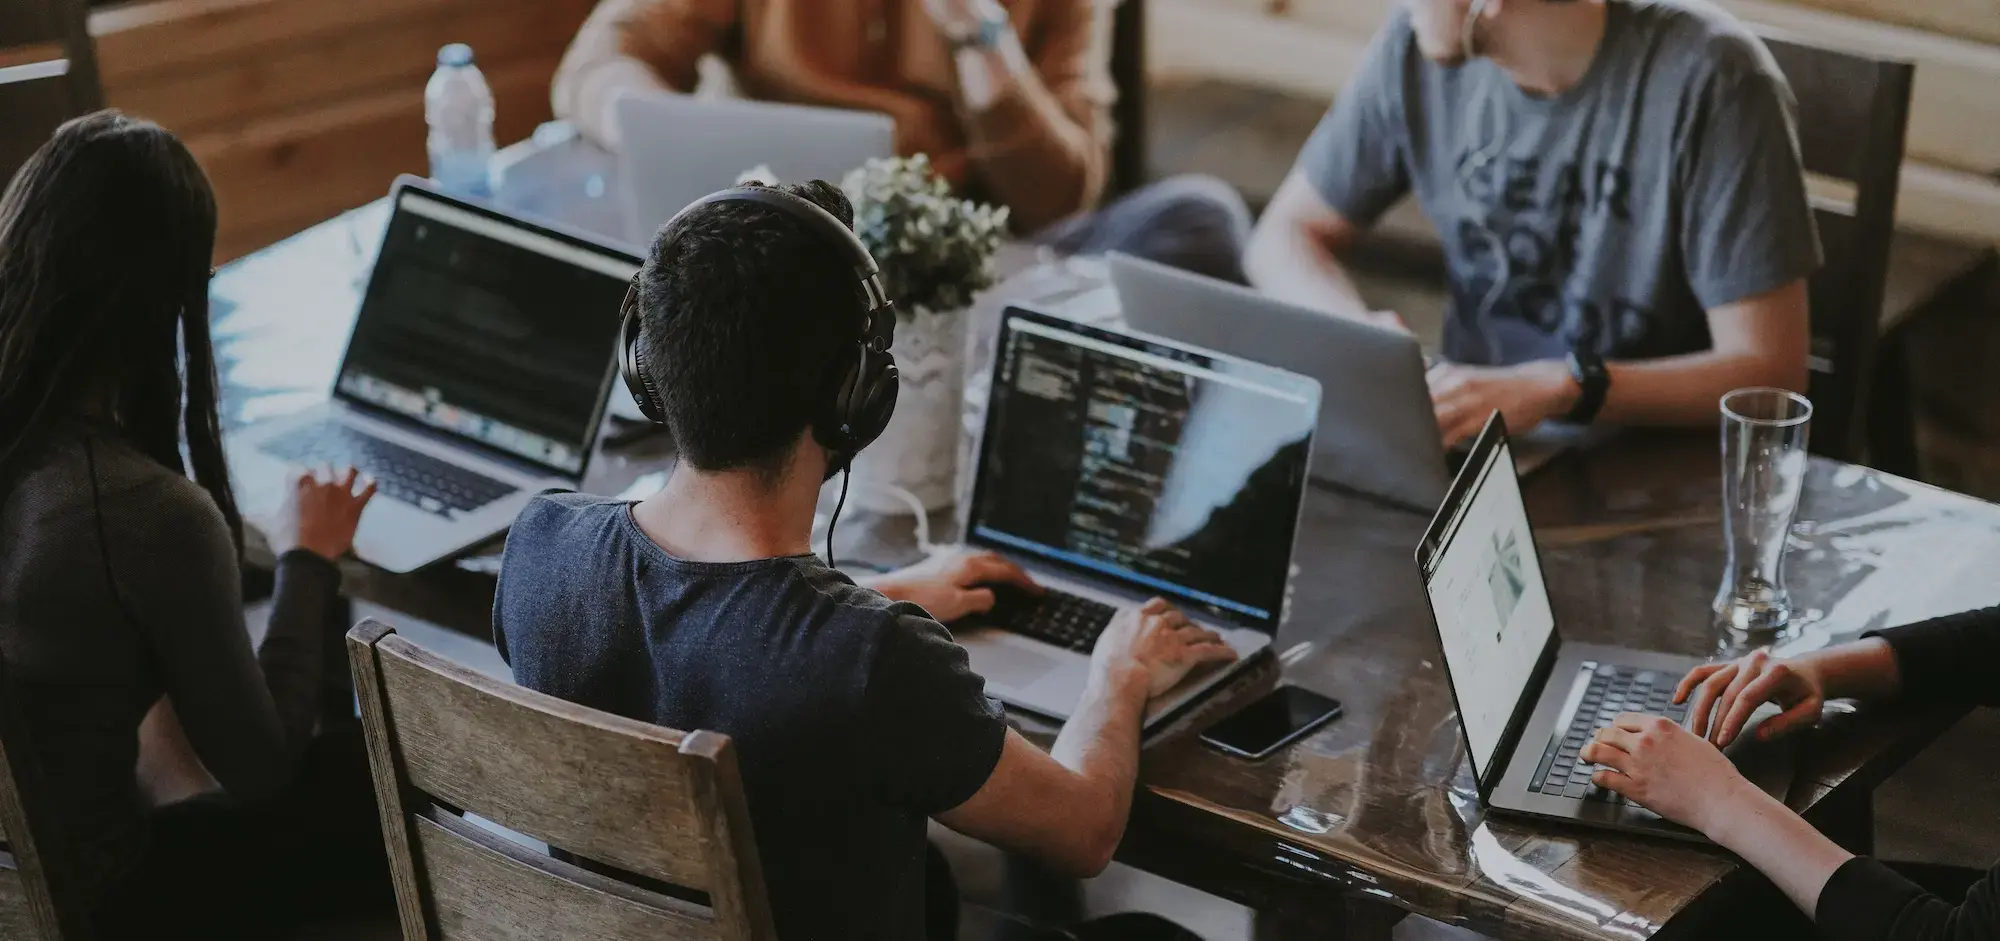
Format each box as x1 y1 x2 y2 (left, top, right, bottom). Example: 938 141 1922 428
865 549 1041 624
1675 648 1826 749
1091 598 1238 700
269 466 377 562
1428 360 1575 448
1583 714 1761 836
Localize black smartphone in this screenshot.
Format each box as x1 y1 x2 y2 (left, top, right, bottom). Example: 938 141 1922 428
1199 685 1344 760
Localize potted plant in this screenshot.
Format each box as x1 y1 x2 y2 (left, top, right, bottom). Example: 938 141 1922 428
840 154 1009 513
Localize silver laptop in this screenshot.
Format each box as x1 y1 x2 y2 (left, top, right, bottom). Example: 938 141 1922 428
954 307 1321 728
1109 252 1449 512
1415 412 1794 841
612 91 894 245
227 178 639 574
1108 253 1573 510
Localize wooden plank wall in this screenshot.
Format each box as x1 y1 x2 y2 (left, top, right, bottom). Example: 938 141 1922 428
1152 0 2000 247
89 0 597 260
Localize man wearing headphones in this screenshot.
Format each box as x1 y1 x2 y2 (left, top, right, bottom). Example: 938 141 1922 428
1244 0 1820 446
493 181 1227 941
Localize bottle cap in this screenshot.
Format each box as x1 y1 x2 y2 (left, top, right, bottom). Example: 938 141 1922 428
437 43 474 67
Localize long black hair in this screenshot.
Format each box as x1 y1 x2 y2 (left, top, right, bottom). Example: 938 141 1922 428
0 110 239 548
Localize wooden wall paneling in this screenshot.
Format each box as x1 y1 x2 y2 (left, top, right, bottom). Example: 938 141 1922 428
193 50 563 261
101 0 593 136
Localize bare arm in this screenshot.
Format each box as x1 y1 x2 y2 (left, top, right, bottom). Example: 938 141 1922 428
1244 170 1376 322
1592 279 1810 425
550 0 735 148
940 0 1113 231
1433 279 1812 445
935 673 1148 877
935 599 1236 876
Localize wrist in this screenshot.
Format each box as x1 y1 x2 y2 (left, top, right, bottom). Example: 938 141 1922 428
1537 359 1581 418
1695 773 1781 842
1090 661 1151 708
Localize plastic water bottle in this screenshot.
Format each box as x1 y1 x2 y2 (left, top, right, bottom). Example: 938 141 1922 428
425 43 495 198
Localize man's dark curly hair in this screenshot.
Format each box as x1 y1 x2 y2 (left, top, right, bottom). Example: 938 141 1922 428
635 181 868 479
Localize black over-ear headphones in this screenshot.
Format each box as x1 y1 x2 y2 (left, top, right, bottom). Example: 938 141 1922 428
617 186 900 464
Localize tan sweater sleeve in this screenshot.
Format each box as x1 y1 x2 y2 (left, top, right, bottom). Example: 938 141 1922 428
550 0 741 149
963 0 1116 232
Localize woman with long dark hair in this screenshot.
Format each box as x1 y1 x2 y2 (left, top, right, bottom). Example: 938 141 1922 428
0 111 389 933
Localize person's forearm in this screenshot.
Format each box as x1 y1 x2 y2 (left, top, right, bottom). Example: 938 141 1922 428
1560 348 1802 427
1047 666 1150 869
1702 783 1856 916
1243 218 1373 321
951 29 1104 230
1796 638 1903 702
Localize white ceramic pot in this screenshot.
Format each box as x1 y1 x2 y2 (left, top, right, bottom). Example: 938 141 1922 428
848 307 969 513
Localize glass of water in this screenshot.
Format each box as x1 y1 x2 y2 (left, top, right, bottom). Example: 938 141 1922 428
1714 388 1813 636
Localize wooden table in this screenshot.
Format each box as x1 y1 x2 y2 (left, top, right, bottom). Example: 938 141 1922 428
214 140 2000 941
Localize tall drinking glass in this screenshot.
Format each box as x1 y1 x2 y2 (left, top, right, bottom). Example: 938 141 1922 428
1714 388 1813 636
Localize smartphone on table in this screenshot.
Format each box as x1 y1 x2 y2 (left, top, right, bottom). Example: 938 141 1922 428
1199 685 1344 760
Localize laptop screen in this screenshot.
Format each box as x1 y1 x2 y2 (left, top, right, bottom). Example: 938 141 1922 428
966 309 1319 631
334 188 639 476
1418 424 1557 784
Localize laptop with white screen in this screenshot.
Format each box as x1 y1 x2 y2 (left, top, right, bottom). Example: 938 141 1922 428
953 307 1321 729
1414 412 1794 840
226 177 639 573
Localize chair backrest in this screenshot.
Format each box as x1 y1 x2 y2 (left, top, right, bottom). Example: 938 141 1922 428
0 0 103 185
1760 32 1913 463
1107 0 1147 197
0 657 93 941
347 620 776 941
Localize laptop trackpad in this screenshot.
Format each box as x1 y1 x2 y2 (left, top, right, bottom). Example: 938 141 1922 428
962 634 1065 689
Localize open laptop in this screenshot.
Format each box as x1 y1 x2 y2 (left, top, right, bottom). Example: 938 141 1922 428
1414 412 1795 841
1108 253 1566 510
613 91 894 245
955 306 1321 728
227 177 639 574
1110 252 1448 511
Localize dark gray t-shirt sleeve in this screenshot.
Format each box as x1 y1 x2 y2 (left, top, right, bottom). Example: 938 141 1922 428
857 612 1009 815
1296 14 1412 226
1677 64 1821 310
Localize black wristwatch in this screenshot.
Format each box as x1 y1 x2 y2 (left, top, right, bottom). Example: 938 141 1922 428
1565 350 1610 425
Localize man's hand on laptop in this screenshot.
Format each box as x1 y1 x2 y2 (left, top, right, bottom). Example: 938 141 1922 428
861 549 1041 624
1091 598 1240 700
1428 359 1578 447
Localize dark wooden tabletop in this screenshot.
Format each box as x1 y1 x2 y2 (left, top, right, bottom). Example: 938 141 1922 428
213 142 2000 941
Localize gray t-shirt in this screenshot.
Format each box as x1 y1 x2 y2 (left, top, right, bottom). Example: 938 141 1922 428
1302 0 1820 365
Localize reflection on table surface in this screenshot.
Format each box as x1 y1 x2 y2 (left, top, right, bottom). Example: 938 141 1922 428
212 130 2000 941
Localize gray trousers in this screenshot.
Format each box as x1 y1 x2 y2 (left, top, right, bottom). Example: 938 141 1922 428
1034 174 1253 285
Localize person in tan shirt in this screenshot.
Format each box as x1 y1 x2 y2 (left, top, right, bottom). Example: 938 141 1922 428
553 0 1251 282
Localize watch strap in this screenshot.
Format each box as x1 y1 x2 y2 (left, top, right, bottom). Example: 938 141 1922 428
1565 351 1610 425
948 8 1011 50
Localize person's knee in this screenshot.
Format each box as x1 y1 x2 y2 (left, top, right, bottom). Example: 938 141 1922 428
1131 174 1252 238
1104 174 1252 283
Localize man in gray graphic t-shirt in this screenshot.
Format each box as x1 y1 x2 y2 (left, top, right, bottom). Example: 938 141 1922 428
1245 0 1820 446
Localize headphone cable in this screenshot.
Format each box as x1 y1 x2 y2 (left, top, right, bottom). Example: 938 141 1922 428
825 458 852 570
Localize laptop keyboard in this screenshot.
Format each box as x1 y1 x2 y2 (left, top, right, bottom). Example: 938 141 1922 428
985 586 1119 653
260 422 518 519
1528 664 1689 802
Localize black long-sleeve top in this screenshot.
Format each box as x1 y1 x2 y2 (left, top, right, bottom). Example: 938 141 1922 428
0 423 337 898
1816 607 2000 941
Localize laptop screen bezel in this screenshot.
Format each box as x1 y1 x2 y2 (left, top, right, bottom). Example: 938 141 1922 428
965 305 1320 635
332 177 640 480
1413 412 1563 800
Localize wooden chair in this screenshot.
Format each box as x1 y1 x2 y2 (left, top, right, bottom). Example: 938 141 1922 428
347 620 776 941
0 0 103 186
0 656 94 941
1760 33 1914 464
